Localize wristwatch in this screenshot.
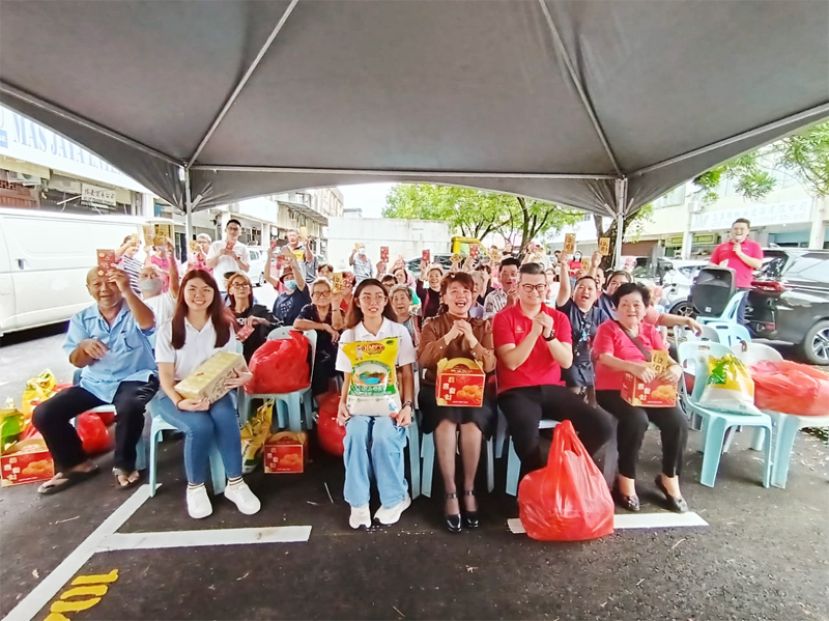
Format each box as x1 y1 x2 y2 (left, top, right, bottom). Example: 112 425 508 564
543 330 557 342
402 400 414 409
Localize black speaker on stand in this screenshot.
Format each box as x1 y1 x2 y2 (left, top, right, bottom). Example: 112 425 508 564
690 267 736 317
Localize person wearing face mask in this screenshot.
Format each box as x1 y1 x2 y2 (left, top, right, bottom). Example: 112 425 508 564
416 262 445 324
140 238 180 328
483 257 521 319
265 246 310 326
709 218 764 326
206 219 250 292
417 272 497 533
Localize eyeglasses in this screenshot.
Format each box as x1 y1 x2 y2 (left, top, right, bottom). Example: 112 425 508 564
520 283 547 293
312 290 331 297
226 226 241 232
231 283 251 289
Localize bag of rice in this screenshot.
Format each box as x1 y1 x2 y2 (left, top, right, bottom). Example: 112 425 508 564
341 338 401 416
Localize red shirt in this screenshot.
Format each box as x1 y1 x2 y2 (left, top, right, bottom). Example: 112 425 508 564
709 239 763 289
592 320 666 391
492 304 573 394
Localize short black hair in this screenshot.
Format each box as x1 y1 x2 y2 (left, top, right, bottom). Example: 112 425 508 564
518 262 544 276
226 218 241 228
499 257 521 271
574 275 598 288
733 218 751 228
611 282 651 308
607 270 632 285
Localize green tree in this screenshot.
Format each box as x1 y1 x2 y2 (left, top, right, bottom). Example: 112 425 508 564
383 184 583 248
694 121 829 201
591 203 654 268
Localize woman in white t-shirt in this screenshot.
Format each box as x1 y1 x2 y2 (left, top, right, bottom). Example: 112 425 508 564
335 279 416 530
155 269 261 520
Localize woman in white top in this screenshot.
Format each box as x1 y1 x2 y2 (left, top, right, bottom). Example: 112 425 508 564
155 269 261 519
335 279 416 530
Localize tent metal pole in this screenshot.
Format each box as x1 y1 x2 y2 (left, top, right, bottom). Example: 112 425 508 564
630 102 829 177
187 0 299 165
184 167 194 262
188 164 615 180
537 0 621 175
614 178 627 267
0 80 182 167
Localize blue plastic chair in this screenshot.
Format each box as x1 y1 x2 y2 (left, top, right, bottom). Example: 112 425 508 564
703 321 751 349
505 419 559 496
677 341 772 488
698 290 747 326
238 328 317 432
406 415 421 500
419 429 495 498
147 395 227 497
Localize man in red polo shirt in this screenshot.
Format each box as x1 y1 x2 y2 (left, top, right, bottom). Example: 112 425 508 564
493 263 614 475
709 218 764 325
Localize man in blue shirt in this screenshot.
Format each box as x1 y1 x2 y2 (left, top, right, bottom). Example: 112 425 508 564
33 267 158 494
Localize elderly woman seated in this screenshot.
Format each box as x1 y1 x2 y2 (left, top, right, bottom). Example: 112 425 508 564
417 272 496 533
592 282 688 514
293 277 344 396
226 271 277 362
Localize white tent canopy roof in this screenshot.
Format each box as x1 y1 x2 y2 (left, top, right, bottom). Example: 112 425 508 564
1 0 827 220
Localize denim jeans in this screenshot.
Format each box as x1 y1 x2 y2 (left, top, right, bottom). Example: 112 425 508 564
343 416 407 508
154 393 242 484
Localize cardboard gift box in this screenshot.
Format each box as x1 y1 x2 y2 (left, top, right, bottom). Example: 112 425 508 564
174 352 246 403
1 439 54 487
264 431 308 474
621 350 678 407
436 358 486 408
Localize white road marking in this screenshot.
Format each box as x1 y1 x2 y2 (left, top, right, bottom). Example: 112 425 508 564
507 512 708 534
2 484 151 621
97 526 312 551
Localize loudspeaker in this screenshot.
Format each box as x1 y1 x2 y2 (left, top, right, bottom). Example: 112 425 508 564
690 267 736 317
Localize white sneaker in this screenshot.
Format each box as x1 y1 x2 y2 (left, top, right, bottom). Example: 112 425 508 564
349 505 372 530
186 485 213 519
374 494 411 526
224 480 261 515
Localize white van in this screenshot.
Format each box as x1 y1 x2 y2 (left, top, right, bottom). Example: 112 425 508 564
0 208 171 336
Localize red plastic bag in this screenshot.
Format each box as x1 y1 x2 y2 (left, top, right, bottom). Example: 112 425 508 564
246 332 310 394
518 420 614 542
76 412 113 455
751 360 829 416
316 391 345 456
89 408 116 426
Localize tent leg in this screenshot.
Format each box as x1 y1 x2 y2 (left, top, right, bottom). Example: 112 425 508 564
613 178 628 268
184 167 193 262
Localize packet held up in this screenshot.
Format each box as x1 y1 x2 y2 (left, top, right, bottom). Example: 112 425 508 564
341 338 401 415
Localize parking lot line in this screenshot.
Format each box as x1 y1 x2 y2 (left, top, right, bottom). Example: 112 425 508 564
507 512 708 534
97 525 312 552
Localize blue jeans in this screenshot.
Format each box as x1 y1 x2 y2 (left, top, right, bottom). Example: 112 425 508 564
154 393 242 484
343 416 407 508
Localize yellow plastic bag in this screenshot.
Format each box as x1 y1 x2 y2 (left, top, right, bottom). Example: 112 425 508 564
240 400 274 473
20 370 57 418
699 354 761 415
341 338 401 416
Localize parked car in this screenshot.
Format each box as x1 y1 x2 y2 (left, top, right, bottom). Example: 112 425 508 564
247 246 268 286
747 249 829 365
633 258 708 316
406 254 455 279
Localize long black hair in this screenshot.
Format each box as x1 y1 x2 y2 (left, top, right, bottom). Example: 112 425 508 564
344 278 397 329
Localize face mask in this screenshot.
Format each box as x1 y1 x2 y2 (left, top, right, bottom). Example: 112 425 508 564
284 279 297 292
139 278 163 296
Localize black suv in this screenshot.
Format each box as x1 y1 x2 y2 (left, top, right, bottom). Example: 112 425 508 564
747 249 829 365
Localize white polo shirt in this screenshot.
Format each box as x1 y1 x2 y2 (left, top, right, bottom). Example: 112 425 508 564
156 318 239 381
143 291 176 327
335 317 416 373
207 240 250 289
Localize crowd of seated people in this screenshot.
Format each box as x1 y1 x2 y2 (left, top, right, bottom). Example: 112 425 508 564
31 233 703 530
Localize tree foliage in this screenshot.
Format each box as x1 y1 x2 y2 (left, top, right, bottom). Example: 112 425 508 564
383 184 583 247
694 121 829 202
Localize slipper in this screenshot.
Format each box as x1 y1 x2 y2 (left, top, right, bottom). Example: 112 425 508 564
113 468 143 491
38 467 100 496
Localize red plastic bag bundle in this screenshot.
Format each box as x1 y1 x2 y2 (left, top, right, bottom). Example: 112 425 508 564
316 391 345 456
518 420 614 542
76 412 113 455
751 360 829 416
89 408 116 426
246 332 310 394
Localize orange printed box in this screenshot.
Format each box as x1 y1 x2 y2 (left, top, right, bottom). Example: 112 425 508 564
436 358 486 408
621 351 677 407
1 443 54 487
264 431 307 474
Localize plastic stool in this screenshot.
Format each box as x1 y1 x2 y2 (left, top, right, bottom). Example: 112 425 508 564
419 431 495 498
505 419 559 496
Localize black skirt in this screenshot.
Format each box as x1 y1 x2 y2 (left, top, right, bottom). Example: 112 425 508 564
418 382 497 437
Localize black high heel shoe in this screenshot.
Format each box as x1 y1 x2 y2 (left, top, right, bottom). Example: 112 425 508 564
462 490 480 529
444 492 462 533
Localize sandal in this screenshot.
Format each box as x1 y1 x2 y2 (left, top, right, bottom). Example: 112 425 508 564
113 468 143 491
37 466 100 495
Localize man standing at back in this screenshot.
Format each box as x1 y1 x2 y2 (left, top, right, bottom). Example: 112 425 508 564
709 218 763 325
285 228 318 284
207 218 250 291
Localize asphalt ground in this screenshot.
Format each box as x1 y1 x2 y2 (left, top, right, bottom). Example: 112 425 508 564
1 424 827 621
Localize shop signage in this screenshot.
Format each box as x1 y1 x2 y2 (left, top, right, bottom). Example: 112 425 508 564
0 104 148 193
691 200 812 231
81 183 117 206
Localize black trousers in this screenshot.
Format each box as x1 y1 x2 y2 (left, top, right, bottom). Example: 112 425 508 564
596 390 688 479
498 385 614 473
32 377 158 471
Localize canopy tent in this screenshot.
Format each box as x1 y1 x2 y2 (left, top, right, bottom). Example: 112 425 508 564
1 0 828 260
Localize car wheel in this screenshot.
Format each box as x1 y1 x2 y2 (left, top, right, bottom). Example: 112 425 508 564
800 319 829 366
669 300 696 318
